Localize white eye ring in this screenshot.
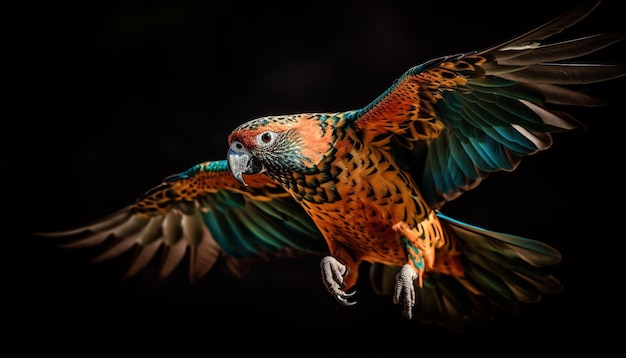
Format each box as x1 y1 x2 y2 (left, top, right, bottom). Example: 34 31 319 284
256 131 277 147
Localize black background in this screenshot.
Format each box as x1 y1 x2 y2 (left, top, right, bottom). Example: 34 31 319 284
5 0 624 355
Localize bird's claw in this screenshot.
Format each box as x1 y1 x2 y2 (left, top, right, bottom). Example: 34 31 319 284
335 290 357 306
393 264 417 319
320 256 357 306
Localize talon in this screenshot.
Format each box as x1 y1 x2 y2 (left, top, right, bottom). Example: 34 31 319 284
341 289 356 298
335 290 357 306
320 255 358 306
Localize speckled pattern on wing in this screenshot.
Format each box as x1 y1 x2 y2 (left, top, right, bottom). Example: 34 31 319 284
133 161 287 215
35 1 624 331
355 56 482 145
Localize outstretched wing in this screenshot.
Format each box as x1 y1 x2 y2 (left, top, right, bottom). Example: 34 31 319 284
351 0 625 209
35 160 327 281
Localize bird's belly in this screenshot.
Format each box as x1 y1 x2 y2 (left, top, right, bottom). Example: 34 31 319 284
304 183 423 266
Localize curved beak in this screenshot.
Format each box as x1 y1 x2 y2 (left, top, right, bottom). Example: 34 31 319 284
227 142 263 186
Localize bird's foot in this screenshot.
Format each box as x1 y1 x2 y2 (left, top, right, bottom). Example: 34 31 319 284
393 264 417 319
320 256 356 306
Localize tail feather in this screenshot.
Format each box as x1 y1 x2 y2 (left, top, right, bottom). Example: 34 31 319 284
462 262 519 311
414 283 449 325
439 211 562 266
470 251 545 302
368 211 563 330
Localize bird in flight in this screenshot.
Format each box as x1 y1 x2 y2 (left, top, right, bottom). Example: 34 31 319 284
36 0 624 331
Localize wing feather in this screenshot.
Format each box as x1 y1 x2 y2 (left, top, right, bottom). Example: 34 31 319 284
497 33 625 66
188 226 222 282
159 239 188 279
124 241 161 279
350 1 624 208
34 160 327 281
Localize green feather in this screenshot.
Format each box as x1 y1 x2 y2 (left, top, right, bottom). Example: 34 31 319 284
448 135 481 181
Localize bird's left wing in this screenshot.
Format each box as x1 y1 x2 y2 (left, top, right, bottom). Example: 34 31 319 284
351 0 625 209
35 160 327 281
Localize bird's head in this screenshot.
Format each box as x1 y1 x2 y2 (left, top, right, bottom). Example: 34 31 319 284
227 114 334 186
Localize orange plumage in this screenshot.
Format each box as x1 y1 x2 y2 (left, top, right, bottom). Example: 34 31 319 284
31 1 624 332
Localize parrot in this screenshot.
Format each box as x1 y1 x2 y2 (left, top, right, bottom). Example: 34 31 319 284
33 0 624 332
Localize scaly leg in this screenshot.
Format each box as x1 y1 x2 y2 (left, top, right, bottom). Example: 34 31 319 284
393 264 418 319
320 256 356 306
392 220 440 319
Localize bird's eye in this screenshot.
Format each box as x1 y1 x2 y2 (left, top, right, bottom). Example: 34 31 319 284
256 131 277 147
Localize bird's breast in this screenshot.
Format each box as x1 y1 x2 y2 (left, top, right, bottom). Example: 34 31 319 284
296 144 431 265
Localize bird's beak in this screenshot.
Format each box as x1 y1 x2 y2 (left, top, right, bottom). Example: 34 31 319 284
227 142 263 186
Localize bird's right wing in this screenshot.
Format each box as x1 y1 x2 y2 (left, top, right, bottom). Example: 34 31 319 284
34 160 328 281
350 0 625 209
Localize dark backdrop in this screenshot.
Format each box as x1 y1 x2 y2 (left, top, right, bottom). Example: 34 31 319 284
5 0 623 355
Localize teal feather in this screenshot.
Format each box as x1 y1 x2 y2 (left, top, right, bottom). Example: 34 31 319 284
490 95 559 130
467 132 513 170
448 135 481 181
201 192 326 259
467 99 539 153
202 210 240 257
207 209 259 258
365 211 565 327
249 200 325 252
404 1 621 210
449 98 484 129
445 153 470 190
491 126 538 154
439 95 475 138
470 92 550 136
463 97 539 153
228 209 277 254
255 199 321 239
447 155 469 190
433 133 457 192
31 0 623 332
467 87 579 133
230 206 284 251
213 190 246 212
455 134 493 172
232 204 300 253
